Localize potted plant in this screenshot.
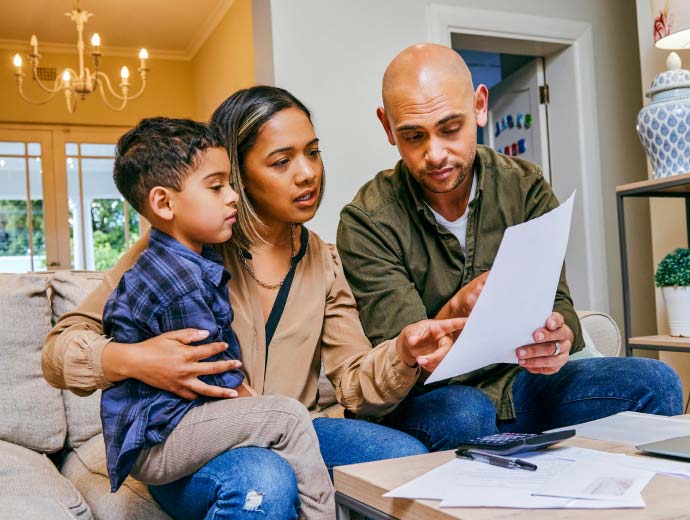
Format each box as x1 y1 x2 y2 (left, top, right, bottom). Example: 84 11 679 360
655 248 690 337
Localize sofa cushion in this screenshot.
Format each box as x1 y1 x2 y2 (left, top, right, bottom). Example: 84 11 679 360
0 274 67 452
62 435 172 520
0 440 91 519
0 497 81 520
577 310 622 357
51 271 106 449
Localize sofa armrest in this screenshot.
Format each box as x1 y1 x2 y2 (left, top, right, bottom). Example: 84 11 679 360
576 310 622 357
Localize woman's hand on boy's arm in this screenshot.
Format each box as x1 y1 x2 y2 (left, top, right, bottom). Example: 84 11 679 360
102 328 242 400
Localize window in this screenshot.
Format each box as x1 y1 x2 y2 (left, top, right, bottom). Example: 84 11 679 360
0 133 51 272
0 125 141 272
66 142 140 270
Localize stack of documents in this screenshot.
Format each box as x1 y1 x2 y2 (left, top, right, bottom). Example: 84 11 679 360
384 446 690 509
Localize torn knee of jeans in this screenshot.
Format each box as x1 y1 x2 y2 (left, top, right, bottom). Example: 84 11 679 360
242 490 264 512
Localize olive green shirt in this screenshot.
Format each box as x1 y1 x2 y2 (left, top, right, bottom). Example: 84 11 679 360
337 145 584 420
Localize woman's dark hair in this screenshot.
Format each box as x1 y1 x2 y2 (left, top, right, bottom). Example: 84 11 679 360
211 85 324 249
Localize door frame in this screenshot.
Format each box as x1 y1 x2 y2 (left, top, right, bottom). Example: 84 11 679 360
427 4 609 313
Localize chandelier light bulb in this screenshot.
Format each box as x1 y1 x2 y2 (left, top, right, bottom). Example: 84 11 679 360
138 48 148 60
30 35 38 50
62 69 71 87
120 66 129 79
13 54 22 67
91 33 100 47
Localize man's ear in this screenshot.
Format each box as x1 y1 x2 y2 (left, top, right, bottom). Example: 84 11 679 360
474 84 489 128
376 107 396 146
148 186 174 221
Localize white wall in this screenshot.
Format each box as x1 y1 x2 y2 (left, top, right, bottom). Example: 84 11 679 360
268 0 652 331
270 0 425 242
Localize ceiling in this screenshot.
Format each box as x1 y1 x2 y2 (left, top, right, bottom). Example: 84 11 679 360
0 0 236 60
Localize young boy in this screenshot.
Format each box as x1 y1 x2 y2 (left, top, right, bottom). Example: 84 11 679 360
100 117 334 519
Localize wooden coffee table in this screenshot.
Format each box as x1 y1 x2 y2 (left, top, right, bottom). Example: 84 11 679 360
333 436 690 519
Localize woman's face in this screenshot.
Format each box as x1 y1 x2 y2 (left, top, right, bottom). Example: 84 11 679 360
242 107 323 226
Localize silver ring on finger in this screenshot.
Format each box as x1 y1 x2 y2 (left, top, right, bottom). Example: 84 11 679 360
552 341 561 356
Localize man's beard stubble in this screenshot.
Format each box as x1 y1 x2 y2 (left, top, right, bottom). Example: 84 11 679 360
418 161 473 194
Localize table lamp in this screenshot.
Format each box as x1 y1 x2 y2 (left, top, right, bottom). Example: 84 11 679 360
637 0 690 179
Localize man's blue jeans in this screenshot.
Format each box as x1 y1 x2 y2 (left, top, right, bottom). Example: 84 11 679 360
149 417 427 519
380 357 683 451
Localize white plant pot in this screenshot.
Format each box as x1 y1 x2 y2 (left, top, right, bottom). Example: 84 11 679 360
662 286 690 337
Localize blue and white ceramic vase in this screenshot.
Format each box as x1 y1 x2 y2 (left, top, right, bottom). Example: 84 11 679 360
637 52 690 179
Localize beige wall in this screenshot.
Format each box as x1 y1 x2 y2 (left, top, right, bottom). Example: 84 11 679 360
0 50 195 126
0 0 257 127
636 0 690 403
191 0 256 121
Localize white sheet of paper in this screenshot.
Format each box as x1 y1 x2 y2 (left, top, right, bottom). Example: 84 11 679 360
547 411 690 445
554 445 690 479
440 487 645 509
385 446 650 510
425 193 575 384
531 460 654 501
383 456 569 501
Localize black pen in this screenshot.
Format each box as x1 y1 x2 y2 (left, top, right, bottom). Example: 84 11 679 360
456 448 538 471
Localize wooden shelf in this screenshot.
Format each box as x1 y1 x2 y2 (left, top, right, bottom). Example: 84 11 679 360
629 335 690 352
617 172 690 196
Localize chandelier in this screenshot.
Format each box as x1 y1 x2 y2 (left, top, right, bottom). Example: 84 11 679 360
11 0 149 113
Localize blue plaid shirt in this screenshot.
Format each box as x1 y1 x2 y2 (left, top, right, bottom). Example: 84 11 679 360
101 228 244 492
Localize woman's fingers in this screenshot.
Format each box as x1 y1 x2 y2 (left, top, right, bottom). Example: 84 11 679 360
184 341 229 362
186 379 238 399
163 328 210 345
189 359 242 376
417 335 454 371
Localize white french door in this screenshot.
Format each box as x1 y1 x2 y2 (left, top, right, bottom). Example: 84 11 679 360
0 125 142 272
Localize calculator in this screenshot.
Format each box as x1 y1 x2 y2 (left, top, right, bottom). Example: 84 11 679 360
454 429 576 456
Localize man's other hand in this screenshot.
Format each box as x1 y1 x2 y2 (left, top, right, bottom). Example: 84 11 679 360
515 312 573 374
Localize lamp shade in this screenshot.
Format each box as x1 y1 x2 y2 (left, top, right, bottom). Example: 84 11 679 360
653 0 690 49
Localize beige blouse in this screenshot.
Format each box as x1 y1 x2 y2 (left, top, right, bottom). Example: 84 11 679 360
41 229 421 418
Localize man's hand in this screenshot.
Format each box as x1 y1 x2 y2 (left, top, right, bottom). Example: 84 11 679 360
516 312 573 375
436 271 490 324
451 271 490 317
102 328 242 400
396 317 466 372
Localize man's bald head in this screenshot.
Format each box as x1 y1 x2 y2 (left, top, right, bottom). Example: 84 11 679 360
382 44 474 111
376 43 488 199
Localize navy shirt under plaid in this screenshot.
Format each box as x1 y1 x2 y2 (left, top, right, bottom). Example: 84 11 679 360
100 228 244 492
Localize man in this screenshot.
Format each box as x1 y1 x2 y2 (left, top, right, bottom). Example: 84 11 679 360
337 43 682 451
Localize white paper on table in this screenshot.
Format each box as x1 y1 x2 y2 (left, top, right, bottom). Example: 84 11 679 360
384 450 572 501
440 488 645 509
531 459 654 501
547 411 690 445
425 193 575 384
553 445 690 479
385 446 648 510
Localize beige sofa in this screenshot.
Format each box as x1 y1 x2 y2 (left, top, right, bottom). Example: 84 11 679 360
0 271 621 520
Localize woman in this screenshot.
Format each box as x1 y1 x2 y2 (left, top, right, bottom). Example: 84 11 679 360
43 86 464 519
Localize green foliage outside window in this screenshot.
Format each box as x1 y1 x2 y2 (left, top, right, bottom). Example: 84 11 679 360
90 199 140 271
0 199 46 268
655 248 690 287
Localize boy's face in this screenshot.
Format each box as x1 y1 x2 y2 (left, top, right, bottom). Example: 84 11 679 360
169 147 238 252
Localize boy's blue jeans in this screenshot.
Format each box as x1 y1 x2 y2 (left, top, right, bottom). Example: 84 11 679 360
149 357 682 518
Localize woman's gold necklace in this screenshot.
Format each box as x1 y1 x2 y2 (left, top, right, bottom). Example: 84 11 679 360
237 224 296 290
